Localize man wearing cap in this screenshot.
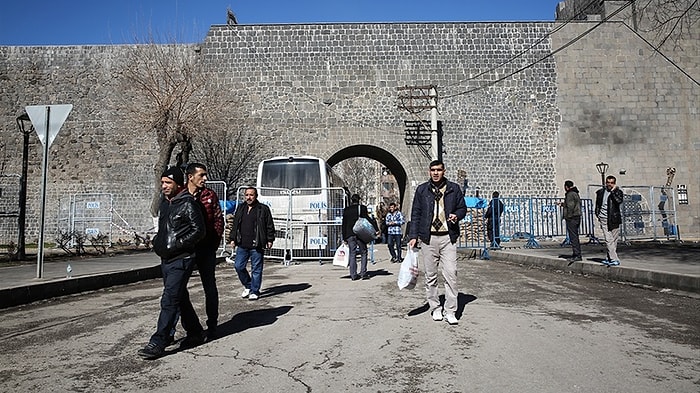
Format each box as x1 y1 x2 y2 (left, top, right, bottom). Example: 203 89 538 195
138 167 207 360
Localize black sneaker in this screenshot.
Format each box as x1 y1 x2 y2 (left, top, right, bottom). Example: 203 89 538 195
179 331 207 349
138 343 164 360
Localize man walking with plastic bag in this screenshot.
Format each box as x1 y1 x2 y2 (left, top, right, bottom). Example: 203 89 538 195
408 160 467 325
342 194 378 280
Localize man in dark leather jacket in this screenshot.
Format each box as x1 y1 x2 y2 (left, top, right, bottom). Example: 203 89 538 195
138 167 207 360
595 175 624 266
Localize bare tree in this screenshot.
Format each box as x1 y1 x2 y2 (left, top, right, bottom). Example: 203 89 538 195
191 126 267 198
335 157 379 205
633 0 699 49
118 40 246 216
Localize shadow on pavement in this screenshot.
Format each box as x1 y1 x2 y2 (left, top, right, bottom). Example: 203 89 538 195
260 283 311 298
406 293 478 319
214 306 293 338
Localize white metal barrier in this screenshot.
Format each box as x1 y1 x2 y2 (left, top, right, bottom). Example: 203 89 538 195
233 186 348 263
0 174 20 246
206 180 230 256
57 193 113 247
585 184 679 242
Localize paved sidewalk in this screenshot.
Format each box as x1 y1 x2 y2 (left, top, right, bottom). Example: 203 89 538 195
1 240 698 309
487 239 700 295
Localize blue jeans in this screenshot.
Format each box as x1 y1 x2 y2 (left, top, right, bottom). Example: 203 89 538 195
195 247 219 330
235 246 264 295
387 233 402 260
150 256 203 348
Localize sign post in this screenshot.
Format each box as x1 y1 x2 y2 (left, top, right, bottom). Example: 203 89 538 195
25 104 72 278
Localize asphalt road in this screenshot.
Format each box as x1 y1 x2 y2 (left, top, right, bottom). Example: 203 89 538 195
0 251 698 392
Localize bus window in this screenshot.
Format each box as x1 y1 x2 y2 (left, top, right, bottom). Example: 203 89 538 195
260 159 322 189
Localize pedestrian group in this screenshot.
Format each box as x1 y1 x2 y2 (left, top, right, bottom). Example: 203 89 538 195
140 160 624 359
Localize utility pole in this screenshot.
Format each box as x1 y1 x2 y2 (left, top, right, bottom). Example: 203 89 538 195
429 86 438 161
398 85 441 161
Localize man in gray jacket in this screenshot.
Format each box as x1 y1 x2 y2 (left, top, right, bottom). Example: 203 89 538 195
562 180 582 264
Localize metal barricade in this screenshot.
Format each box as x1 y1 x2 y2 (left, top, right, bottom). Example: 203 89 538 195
0 174 20 246
240 186 347 264
620 185 679 242
206 181 229 256
468 196 596 250
585 184 680 242
457 207 490 257
67 193 114 247
499 197 541 247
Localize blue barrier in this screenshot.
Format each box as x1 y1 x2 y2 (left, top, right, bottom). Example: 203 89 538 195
457 197 596 251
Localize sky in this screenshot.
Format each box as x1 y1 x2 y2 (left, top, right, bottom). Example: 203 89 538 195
0 0 562 46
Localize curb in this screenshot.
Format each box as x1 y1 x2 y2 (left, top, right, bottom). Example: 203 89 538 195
0 265 162 309
489 251 700 294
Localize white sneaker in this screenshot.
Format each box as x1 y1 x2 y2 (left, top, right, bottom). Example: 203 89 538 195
431 308 443 321
240 288 250 298
445 313 459 325
248 293 259 300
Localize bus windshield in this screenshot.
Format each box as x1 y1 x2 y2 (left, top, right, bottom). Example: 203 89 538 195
260 158 322 189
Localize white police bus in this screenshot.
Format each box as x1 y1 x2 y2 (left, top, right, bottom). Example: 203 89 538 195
256 156 347 261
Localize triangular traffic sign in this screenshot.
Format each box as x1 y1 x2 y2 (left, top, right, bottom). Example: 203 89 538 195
26 104 73 148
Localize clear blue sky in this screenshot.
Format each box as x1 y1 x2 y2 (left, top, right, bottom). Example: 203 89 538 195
0 0 561 46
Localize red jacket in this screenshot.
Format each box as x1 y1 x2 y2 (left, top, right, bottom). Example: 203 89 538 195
193 187 225 249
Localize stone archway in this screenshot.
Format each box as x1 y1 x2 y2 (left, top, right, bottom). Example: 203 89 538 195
326 144 409 208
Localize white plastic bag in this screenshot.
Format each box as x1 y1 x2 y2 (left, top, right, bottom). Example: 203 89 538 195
333 243 350 268
397 248 419 290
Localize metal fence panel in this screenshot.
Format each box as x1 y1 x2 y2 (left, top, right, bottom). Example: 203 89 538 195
457 207 488 250
0 174 20 246
466 197 596 250
586 184 679 242
620 186 679 242
249 186 347 263
206 181 229 256
70 193 113 246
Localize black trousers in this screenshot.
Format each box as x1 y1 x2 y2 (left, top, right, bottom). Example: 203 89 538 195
196 247 219 330
566 216 581 257
150 256 204 348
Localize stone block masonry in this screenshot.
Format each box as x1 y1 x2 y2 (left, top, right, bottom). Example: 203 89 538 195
0 18 697 243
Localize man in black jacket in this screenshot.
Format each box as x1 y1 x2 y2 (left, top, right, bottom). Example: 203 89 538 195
484 191 505 248
342 194 379 280
408 160 467 325
595 175 624 266
138 167 207 360
229 187 275 300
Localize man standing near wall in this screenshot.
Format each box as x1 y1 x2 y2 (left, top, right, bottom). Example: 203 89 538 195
408 160 467 325
561 180 582 264
485 191 505 247
595 175 624 266
138 167 207 360
186 163 224 336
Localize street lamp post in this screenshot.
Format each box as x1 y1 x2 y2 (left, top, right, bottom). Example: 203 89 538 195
596 162 609 186
15 112 32 260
